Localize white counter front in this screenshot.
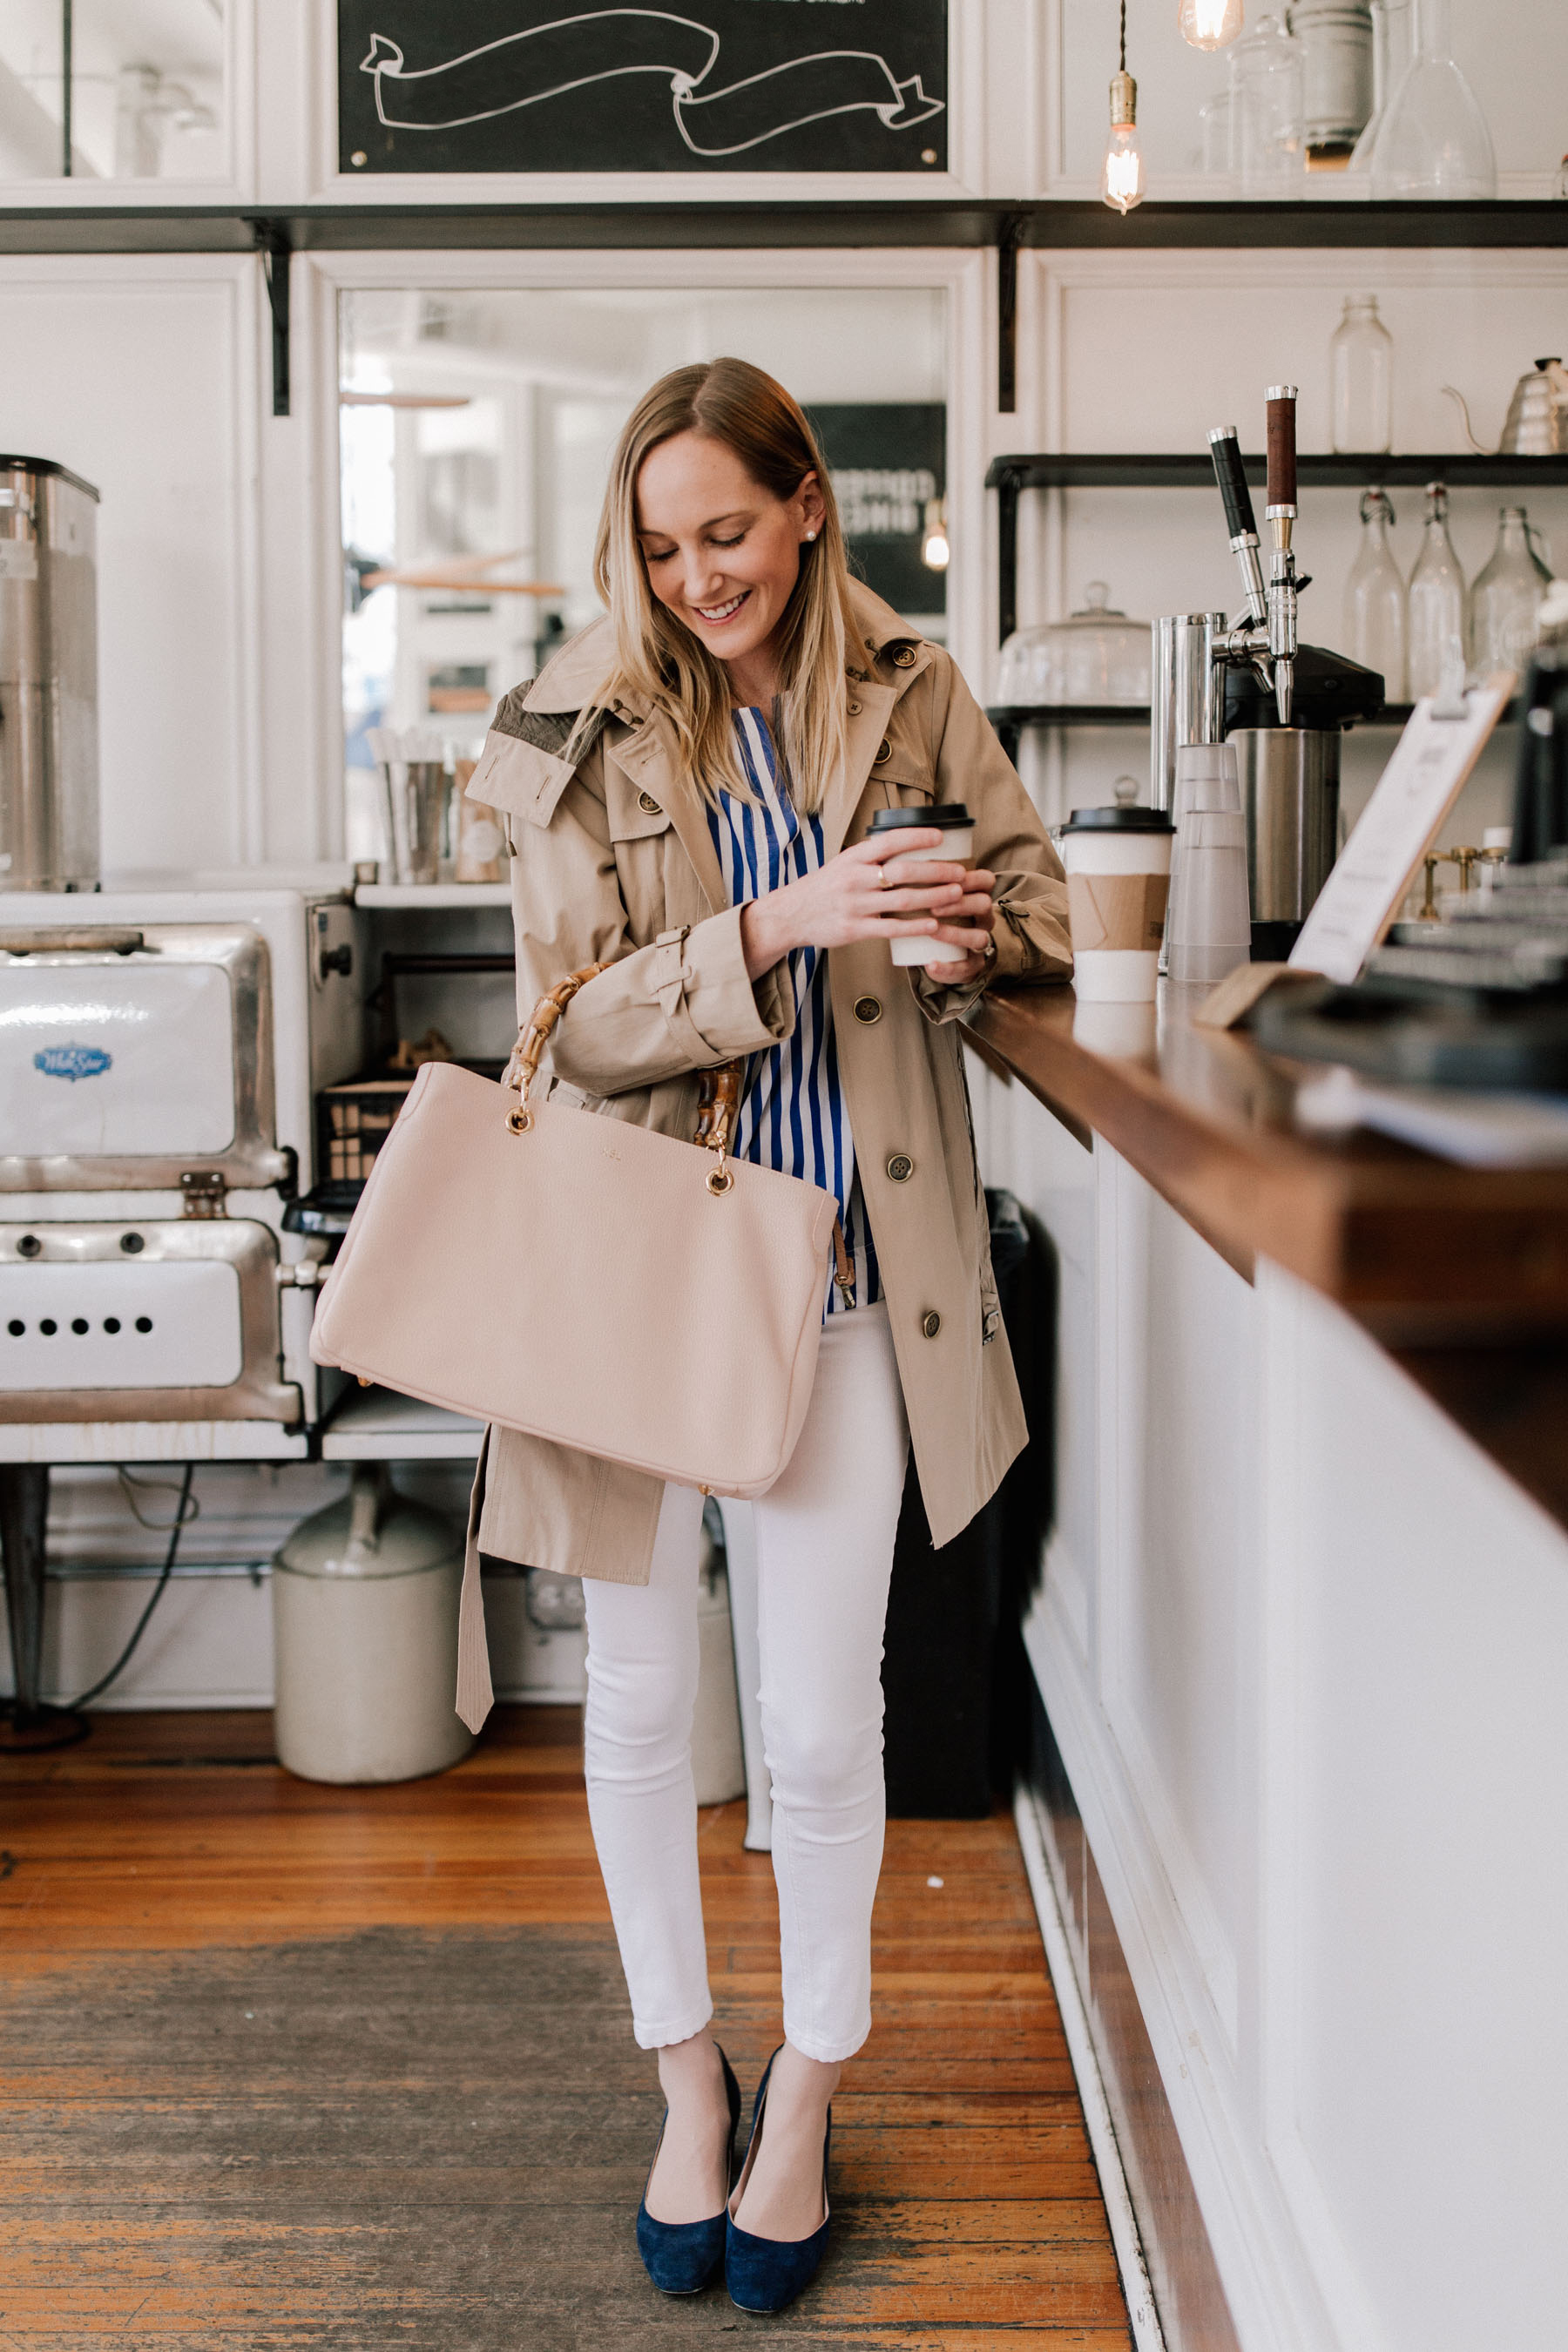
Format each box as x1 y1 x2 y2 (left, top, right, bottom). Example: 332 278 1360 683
974 1064 1568 2352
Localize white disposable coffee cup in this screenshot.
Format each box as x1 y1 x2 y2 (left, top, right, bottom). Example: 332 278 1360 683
868 805 981 969
1061 804 1175 1004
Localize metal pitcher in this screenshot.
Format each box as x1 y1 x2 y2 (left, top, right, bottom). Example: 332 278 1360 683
0 457 100 892
1444 359 1568 458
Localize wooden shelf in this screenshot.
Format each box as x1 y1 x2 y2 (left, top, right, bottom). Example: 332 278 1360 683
320 1385 483 1461
989 703 1150 729
354 882 510 909
987 452 1568 642
0 197 1562 259
987 701 1513 732
987 453 1568 490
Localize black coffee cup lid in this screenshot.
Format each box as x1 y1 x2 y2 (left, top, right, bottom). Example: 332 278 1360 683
1063 805 1174 833
868 804 973 830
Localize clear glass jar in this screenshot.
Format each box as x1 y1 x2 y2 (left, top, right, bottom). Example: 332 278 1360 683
1469 507 1552 680
1287 0 1375 166
1407 481 1467 700
996 584 1152 707
1343 487 1407 700
1228 14 1307 197
1330 294 1393 452
1369 0 1496 198
1199 87 1233 178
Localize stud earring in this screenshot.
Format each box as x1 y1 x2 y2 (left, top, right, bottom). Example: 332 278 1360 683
804 530 817 543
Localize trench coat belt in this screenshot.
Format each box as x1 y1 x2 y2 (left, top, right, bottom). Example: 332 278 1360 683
455 1428 495 1733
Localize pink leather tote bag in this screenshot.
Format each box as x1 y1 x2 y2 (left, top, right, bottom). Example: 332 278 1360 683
309 965 843 1497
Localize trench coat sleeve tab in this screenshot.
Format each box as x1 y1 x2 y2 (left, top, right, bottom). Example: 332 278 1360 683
641 905 791 1067
545 912 793 1095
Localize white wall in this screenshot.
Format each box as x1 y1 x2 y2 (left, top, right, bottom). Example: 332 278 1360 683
0 1459 588 1709
0 255 264 870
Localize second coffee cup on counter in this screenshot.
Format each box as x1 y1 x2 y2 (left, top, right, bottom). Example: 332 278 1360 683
1061 805 1175 1002
868 804 979 968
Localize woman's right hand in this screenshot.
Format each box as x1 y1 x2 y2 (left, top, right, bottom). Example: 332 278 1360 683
739 828 996 981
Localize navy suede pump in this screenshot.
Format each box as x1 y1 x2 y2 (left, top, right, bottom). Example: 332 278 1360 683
725 2046 832 2315
635 2044 742 2296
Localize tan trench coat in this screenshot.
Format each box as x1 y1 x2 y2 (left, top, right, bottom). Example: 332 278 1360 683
462 580 1072 1588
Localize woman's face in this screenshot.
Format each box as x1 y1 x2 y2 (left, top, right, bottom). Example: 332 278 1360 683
634 429 825 678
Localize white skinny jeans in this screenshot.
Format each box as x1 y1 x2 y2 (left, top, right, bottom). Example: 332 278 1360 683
582 1302 910 2064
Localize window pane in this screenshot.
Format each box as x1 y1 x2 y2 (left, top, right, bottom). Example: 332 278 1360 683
338 285 948 862
0 0 227 184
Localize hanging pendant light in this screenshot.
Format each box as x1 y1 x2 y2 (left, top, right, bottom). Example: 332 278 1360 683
920 497 950 571
1102 0 1146 213
1179 0 1245 51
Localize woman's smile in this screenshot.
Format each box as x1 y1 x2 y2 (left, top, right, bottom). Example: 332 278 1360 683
691 587 752 625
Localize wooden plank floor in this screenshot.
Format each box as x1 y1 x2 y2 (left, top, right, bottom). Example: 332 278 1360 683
0 1707 1132 2350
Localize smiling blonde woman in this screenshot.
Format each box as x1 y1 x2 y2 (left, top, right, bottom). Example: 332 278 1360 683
463 356 1072 2313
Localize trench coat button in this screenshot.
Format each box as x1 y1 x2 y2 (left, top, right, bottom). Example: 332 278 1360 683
874 738 892 765
864 637 876 650
848 700 862 716
888 1153 914 1182
922 1310 942 1339
853 995 882 1024
893 645 918 668
637 790 661 814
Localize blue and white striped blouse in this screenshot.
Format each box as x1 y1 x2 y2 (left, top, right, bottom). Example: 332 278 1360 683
707 707 882 1320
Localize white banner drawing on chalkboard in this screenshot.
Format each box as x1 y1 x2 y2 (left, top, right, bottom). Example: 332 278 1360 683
360 9 944 157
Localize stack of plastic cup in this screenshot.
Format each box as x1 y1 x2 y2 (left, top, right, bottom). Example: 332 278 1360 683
1166 742 1252 986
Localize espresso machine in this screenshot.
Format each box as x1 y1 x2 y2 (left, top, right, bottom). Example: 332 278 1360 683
1152 387 1382 956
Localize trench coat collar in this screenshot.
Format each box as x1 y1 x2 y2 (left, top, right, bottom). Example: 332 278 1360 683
518 585 932 903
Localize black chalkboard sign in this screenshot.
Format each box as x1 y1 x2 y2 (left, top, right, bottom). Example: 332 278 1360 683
808 403 946 619
338 2 947 175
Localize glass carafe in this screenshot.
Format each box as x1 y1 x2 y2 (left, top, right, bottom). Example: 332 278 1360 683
1330 295 1393 452
1469 507 1552 681
1343 488 1407 701
1369 0 1496 198
1348 0 1413 172
1229 14 1307 197
1407 481 1467 701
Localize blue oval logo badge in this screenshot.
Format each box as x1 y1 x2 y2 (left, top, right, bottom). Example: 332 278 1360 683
34 1043 112 1082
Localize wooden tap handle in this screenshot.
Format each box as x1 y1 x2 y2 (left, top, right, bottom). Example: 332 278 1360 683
1266 384 1298 512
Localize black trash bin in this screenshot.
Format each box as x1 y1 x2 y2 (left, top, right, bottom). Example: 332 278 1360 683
881 1188 1057 1818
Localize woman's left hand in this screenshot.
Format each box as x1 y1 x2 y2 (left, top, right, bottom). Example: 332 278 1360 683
916 869 997 988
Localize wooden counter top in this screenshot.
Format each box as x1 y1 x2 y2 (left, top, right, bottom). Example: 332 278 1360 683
968 983 1568 1341
969 981 1568 1536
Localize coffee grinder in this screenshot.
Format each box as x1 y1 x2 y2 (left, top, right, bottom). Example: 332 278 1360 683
1151 387 1383 956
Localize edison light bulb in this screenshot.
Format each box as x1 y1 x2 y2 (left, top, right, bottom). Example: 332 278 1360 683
1102 71 1146 213
920 497 950 571
1178 0 1244 50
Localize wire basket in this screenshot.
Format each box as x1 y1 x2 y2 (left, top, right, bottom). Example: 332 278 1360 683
316 1078 416 1189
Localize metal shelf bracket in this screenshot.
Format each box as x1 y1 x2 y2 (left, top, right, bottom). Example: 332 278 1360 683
254 219 292 418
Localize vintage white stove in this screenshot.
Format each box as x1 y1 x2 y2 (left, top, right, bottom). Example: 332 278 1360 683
0 883 364 1464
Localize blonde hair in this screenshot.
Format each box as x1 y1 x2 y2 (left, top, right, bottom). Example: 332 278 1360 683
580 358 859 813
